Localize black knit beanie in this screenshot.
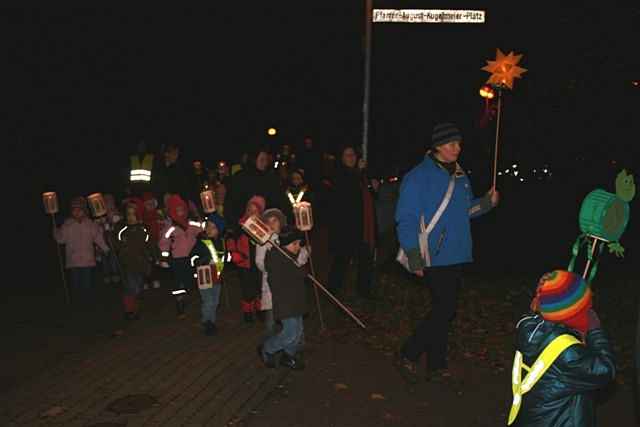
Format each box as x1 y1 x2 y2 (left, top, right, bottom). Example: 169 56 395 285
431 123 462 148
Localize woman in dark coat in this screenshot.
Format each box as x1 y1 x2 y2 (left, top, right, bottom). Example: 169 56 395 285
328 146 377 298
228 147 290 230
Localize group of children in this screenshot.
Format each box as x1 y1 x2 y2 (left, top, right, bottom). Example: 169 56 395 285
52 190 312 369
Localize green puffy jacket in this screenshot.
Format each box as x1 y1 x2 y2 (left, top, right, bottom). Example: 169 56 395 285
511 314 615 427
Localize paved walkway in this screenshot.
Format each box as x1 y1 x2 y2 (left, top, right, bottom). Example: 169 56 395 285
0 271 296 427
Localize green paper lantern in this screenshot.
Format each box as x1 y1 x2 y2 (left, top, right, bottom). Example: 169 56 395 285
578 189 630 242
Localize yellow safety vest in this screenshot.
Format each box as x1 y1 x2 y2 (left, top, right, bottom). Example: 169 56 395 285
130 154 154 183
508 334 582 425
203 239 226 274
286 188 306 206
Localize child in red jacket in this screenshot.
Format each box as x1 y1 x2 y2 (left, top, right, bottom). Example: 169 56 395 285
227 195 265 323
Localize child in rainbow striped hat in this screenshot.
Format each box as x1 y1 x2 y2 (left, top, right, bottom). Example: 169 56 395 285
507 270 615 426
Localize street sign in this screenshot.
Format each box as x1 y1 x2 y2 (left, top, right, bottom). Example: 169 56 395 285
373 9 485 24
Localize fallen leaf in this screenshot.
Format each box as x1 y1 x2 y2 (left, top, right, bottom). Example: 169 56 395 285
370 393 385 400
41 406 65 418
334 383 349 391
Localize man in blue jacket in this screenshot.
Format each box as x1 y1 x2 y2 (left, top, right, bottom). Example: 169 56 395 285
395 122 499 382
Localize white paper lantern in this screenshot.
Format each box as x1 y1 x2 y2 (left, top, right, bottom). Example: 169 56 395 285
241 215 273 245
200 189 216 214
42 192 59 215
88 193 107 217
196 265 215 289
293 201 314 231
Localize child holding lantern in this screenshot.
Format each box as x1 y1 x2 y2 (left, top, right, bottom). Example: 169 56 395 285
258 226 308 370
115 199 153 320
53 196 110 303
507 270 615 426
189 214 227 336
255 208 310 338
227 195 266 323
159 194 203 318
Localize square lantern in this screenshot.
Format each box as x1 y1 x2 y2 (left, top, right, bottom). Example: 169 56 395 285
88 193 107 218
42 192 59 215
293 201 314 231
196 265 216 289
241 215 273 245
200 189 216 214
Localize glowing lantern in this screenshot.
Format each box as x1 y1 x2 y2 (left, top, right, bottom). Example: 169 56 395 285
196 265 217 289
293 201 314 231
241 215 273 245
42 192 59 215
88 193 107 217
479 85 495 99
267 127 277 136
200 189 216 214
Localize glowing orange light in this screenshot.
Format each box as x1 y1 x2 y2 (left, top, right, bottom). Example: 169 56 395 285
479 85 495 99
267 128 277 136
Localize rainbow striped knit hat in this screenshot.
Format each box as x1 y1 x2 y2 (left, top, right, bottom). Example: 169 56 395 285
536 270 592 323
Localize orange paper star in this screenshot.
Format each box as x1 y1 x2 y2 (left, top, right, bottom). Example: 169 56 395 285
482 49 527 90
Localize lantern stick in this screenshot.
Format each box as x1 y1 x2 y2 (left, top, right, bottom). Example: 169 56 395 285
582 236 600 280
491 86 503 190
51 214 70 304
304 230 325 331
271 243 366 329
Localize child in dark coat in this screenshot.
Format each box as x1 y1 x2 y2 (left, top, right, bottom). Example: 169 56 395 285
115 199 153 320
508 270 615 427
258 227 308 370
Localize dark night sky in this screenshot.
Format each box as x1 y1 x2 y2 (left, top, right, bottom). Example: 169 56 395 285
4 4 639 196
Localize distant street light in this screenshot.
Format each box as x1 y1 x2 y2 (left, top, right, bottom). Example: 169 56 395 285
267 128 277 136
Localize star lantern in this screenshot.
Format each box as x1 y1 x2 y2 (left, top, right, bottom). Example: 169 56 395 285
482 49 527 90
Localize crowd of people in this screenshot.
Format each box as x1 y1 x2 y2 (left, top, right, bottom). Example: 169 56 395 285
52 135 383 369
51 125 617 425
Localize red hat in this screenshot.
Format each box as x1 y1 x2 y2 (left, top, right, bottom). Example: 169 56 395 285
167 194 188 228
247 195 266 214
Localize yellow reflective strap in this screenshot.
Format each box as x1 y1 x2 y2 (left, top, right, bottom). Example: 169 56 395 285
507 334 581 425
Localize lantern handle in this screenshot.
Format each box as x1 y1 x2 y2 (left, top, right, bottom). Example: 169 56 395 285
272 243 365 329
51 213 71 304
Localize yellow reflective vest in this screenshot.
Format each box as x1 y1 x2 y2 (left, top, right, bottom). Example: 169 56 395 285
130 154 154 183
508 334 581 425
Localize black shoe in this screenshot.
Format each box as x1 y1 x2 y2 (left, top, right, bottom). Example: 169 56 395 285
280 353 305 371
257 345 276 368
204 321 217 336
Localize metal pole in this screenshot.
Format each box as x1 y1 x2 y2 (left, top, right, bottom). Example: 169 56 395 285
305 230 325 331
52 214 70 304
491 87 503 190
362 0 373 161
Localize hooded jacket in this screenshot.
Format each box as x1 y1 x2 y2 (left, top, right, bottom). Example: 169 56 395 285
510 314 615 427
116 222 152 274
54 217 110 268
158 195 201 258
